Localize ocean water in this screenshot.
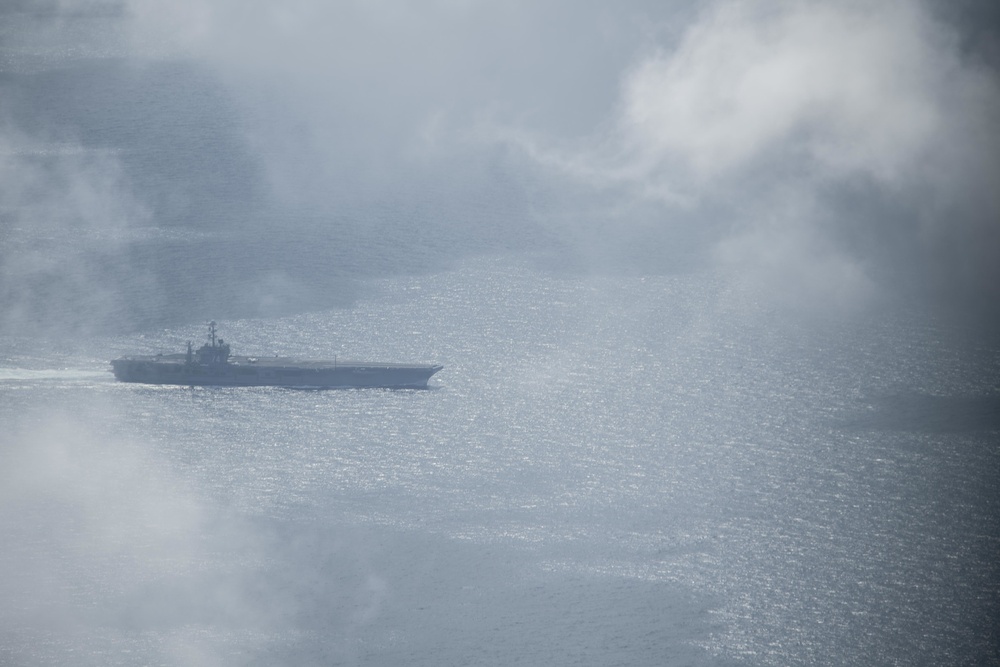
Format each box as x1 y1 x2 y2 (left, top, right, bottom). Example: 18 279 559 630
1 255 998 666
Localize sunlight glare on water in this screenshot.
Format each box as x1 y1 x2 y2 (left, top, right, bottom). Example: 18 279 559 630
1 256 997 666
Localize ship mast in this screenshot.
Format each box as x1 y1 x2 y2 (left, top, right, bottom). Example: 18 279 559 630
197 320 230 364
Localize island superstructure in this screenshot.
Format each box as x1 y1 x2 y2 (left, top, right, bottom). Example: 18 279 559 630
111 322 443 388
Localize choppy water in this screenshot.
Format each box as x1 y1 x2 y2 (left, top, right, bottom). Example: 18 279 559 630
2 256 998 666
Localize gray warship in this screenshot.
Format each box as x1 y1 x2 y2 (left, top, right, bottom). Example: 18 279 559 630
111 322 443 389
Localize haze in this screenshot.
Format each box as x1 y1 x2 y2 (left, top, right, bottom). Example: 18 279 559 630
1 0 997 335
1 1 998 665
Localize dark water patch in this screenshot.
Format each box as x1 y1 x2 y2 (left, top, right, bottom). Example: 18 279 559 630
1 58 265 227
238 521 724 667
2 513 723 667
836 393 1000 434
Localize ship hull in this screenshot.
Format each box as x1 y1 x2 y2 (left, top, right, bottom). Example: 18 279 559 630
111 355 442 389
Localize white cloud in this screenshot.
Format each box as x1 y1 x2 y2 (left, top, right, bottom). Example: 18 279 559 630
619 0 953 185
712 190 876 314
508 0 1000 319
7 0 997 324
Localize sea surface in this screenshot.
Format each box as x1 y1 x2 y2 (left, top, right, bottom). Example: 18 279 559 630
1 255 998 666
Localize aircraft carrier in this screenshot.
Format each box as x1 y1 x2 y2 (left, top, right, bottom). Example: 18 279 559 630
111 322 443 389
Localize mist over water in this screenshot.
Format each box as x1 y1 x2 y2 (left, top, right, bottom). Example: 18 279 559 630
2 1 999 665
